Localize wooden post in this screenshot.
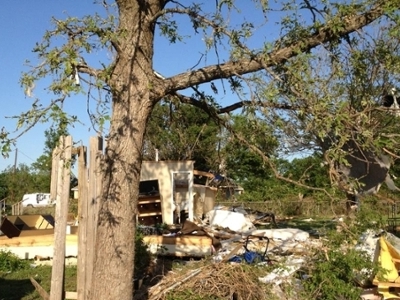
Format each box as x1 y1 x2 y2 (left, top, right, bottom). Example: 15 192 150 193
77 146 88 300
50 143 60 204
85 136 103 298
50 136 72 300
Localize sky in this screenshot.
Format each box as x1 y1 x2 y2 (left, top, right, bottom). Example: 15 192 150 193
0 2 106 170
0 1 287 171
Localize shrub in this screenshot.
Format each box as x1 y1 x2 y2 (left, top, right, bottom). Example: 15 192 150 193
0 250 30 272
301 214 380 300
135 226 152 278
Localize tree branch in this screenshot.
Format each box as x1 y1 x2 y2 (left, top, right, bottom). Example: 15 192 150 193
163 2 389 92
170 91 296 115
76 63 102 78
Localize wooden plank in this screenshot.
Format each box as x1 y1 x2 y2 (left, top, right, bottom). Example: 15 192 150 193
143 235 213 246
1 244 78 259
0 234 78 247
143 235 213 257
64 291 78 299
30 277 50 300
138 199 161 204
77 146 88 300
50 135 72 300
19 228 54 238
139 212 162 217
193 170 215 178
372 279 400 287
16 215 54 229
85 136 103 299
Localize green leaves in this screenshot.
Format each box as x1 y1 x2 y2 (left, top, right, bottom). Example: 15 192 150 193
0 251 30 272
159 19 183 43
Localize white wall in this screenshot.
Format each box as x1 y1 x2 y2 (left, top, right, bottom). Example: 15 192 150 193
141 161 194 224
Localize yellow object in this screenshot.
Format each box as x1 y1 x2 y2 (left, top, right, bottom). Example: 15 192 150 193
373 236 400 299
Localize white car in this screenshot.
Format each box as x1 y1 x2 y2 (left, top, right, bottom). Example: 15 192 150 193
22 193 54 208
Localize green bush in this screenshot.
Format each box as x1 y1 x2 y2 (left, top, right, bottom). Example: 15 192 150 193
135 227 152 278
301 215 380 300
0 250 30 272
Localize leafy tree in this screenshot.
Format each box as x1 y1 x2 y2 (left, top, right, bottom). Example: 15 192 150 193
144 100 220 171
283 155 330 190
2 1 399 299
30 124 77 194
31 125 68 173
0 172 8 201
223 115 278 190
2 164 36 203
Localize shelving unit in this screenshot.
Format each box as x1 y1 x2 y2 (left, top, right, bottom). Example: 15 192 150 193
137 194 162 226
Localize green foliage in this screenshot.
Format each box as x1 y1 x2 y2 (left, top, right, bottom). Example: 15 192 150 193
0 251 30 272
1 165 39 203
144 101 220 172
135 227 152 278
224 115 278 189
302 214 381 300
0 263 76 300
302 247 373 300
232 154 333 206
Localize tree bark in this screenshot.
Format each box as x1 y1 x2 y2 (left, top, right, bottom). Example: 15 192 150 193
89 1 163 299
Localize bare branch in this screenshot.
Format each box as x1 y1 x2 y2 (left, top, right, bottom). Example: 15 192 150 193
170 91 297 115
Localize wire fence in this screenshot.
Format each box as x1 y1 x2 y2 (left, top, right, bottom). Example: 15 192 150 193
215 198 398 219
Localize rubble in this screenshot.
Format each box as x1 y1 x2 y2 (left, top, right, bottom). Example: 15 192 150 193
136 210 400 300
258 256 306 285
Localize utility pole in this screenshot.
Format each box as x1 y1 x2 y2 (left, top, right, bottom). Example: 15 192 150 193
13 148 18 173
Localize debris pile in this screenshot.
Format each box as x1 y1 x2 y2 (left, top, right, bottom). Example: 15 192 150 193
146 263 269 300
135 205 400 300
133 206 324 300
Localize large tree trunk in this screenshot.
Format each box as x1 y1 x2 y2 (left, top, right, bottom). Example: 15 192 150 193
89 1 162 299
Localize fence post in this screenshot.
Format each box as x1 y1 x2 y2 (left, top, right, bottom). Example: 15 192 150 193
77 146 88 300
50 141 60 204
49 135 72 300
86 136 103 298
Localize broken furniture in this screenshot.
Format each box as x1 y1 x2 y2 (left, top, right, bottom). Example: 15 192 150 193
143 220 221 257
0 214 54 238
137 179 163 226
373 236 400 299
138 195 163 226
0 217 78 259
143 234 214 257
228 235 271 264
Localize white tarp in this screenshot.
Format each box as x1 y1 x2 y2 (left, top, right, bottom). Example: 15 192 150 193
206 209 256 232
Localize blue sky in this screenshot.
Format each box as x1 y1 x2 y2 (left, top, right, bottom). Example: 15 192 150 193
0 2 105 170
0 1 285 171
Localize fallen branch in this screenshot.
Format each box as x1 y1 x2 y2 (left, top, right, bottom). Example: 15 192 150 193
149 267 204 300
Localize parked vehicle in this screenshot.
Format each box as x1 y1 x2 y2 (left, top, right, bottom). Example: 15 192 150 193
22 193 54 208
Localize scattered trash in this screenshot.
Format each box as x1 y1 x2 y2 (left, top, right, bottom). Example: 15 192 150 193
244 228 310 242
258 256 306 285
228 235 272 264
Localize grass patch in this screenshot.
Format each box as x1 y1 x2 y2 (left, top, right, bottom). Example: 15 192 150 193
0 263 76 300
